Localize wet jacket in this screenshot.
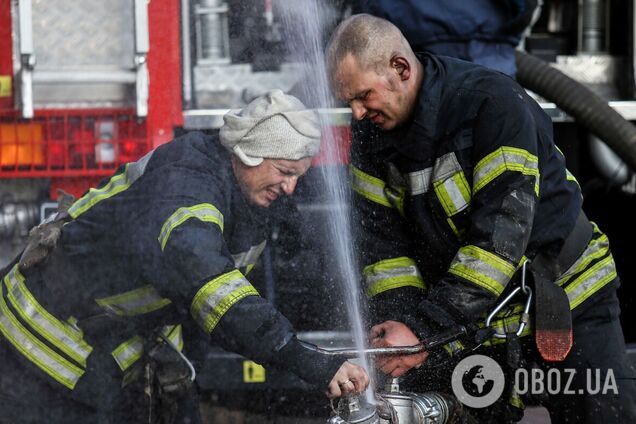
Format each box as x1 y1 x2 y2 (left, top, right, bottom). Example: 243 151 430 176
354 0 538 76
351 54 618 344
0 131 338 409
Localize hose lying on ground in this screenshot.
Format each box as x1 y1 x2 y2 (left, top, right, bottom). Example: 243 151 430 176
515 50 636 172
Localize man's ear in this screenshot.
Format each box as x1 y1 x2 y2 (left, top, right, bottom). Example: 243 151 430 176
390 56 411 81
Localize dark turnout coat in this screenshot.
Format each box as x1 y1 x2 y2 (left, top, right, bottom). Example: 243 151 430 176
350 53 617 343
0 131 338 416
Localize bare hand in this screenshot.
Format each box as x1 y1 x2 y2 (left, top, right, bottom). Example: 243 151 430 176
369 320 428 377
326 361 370 399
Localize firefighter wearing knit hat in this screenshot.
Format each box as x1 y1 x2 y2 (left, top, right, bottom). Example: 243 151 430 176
220 89 321 166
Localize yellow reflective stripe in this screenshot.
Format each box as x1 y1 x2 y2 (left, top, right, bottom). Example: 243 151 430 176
446 217 460 237
473 147 540 196
434 172 471 216
159 203 224 251
232 241 267 270
442 340 465 356
449 245 516 296
95 285 172 316
164 324 184 351
363 257 426 297
557 231 609 287
112 335 144 372
385 187 406 215
432 153 471 216
111 325 184 372
4 266 92 366
509 389 525 409
0 282 84 389
349 165 393 208
472 304 533 346
191 270 259 333
566 169 579 185
566 255 617 309
69 152 152 218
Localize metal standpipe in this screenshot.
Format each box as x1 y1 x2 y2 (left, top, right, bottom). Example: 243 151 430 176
327 379 462 424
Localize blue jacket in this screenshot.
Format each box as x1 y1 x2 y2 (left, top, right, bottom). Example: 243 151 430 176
354 0 535 76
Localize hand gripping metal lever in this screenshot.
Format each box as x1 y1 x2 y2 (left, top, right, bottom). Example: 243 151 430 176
299 325 468 358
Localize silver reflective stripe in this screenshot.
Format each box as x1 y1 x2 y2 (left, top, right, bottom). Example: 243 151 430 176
363 257 426 297
111 325 183 372
69 150 153 218
0 280 84 389
473 147 539 195
158 204 224 251
557 232 609 286
449 245 515 296
5 265 92 366
112 335 144 372
232 240 267 269
126 150 153 182
191 270 259 333
432 153 471 216
566 256 617 309
432 152 463 181
95 285 172 316
405 167 433 195
163 324 184 351
349 165 393 208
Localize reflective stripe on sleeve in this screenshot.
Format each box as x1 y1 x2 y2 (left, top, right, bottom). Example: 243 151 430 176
363 257 426 298
0 278 84 389
163 324 184 351
112 335 144 372
191 270 259 333
432 153 471 216
405 167 433 196
232 241 267 272
349 165 393 208
4 265 92 366
556 224 617 309
473 147 539 196
449 245 516 296
95 285 172 316
557 228 609 287
158 203 224 251
565 255 617 309
69 151 153 218
111 325 184 372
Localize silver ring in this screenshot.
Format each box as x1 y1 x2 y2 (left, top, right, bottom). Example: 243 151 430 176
339 379 352 386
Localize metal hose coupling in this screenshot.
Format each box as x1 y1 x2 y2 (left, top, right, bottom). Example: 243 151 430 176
327 379 463 424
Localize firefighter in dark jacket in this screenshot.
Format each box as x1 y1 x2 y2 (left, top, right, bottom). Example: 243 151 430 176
0 90 368 423
326 15 636 423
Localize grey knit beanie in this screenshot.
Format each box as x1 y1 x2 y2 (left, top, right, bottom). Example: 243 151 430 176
220 89 321 166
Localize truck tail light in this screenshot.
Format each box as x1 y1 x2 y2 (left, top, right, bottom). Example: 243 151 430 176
0 122 45 166
0 109 150 177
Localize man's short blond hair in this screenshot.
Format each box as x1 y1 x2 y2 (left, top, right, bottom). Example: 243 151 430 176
326 14 413 82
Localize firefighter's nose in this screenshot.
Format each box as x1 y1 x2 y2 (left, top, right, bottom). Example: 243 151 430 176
351 101 367 121
282 176 298 195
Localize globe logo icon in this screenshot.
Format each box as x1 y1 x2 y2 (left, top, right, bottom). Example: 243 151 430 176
451 355 505 408
462 365 495 397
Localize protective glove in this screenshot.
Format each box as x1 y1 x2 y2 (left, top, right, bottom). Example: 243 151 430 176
19 189 75 270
